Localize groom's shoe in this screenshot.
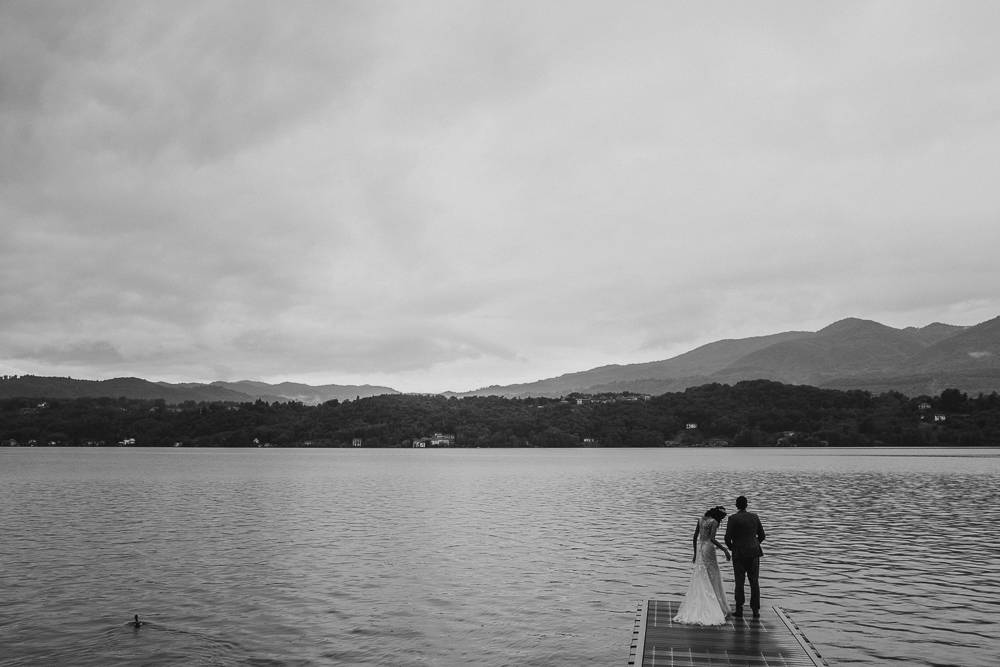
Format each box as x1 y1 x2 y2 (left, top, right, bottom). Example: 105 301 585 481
733 608 743 617
752 610 760 619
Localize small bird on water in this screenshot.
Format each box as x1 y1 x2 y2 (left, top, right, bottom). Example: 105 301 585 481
132 615 143 628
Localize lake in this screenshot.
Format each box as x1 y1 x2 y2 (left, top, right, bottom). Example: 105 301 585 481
1 447 997 666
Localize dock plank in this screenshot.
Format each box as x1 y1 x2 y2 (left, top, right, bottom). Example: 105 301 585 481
628 600 829 667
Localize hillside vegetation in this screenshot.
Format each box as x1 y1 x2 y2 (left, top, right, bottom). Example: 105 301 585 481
3 381 998 448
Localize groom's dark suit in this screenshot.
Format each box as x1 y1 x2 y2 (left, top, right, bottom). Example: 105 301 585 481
724 509 766 613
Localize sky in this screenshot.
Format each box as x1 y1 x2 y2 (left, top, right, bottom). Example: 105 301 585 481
2 1 999 394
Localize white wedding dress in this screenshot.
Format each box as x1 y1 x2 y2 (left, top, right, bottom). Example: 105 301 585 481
673 516 731 625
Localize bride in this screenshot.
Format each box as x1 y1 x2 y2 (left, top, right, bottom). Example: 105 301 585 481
673 505 732 625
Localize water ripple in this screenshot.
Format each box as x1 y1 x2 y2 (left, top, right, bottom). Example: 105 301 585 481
1 447 998 666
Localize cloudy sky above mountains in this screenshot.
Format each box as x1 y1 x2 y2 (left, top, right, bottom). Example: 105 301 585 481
2 1 999 393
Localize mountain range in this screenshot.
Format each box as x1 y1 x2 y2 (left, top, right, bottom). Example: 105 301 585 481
2 316 999 403
453 315 1000 398
0 376 397 405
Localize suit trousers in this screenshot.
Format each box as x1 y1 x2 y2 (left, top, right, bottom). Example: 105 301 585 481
732 556 760 611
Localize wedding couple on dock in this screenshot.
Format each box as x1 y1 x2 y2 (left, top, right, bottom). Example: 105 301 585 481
673 495 766 625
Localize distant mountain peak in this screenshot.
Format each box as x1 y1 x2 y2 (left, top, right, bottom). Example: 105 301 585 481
817 317 895 335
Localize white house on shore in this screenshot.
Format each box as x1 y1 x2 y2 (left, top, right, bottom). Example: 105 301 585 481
413 433 456 447
430 433 455 447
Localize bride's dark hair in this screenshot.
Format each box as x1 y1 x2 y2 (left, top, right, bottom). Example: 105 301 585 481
705 506 727 522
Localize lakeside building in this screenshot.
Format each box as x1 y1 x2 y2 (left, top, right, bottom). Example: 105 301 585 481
430 433 455 447
412 433 456 447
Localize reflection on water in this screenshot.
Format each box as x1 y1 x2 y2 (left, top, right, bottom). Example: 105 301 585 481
1 448 997 666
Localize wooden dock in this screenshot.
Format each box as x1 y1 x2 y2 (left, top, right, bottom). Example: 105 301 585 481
628 600 829 667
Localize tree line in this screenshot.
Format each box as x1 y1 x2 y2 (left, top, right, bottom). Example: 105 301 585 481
1 380 998 448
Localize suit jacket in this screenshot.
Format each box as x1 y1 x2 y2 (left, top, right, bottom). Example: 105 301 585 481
724 510 765 559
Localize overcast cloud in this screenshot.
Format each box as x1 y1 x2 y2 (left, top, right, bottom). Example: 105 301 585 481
2 1 999 393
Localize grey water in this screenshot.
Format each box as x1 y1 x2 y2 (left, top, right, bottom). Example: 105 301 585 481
1 447 997 667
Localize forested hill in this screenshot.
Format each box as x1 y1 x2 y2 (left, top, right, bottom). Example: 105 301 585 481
3 381 998 448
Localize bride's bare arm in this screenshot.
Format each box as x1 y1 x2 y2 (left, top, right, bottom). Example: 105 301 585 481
691 521 699 562
708 520 731 560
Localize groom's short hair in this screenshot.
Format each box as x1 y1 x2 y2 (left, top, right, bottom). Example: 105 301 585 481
736 495 748 509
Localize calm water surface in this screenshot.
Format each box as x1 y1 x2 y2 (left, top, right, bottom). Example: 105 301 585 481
1 448 997 666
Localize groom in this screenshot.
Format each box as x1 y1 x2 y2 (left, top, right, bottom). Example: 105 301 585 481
724 495 766 618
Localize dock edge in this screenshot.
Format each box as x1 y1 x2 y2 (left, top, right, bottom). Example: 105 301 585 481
772 606 831 667
627 599 649 667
